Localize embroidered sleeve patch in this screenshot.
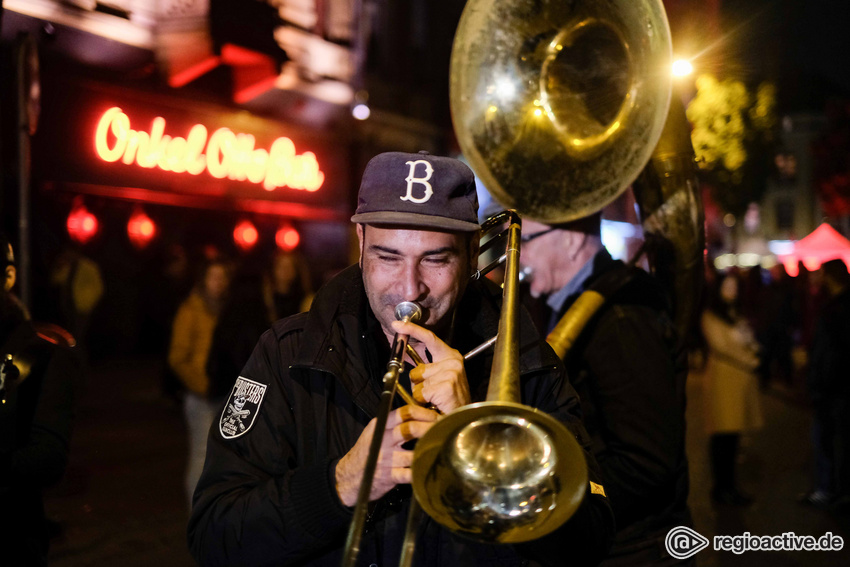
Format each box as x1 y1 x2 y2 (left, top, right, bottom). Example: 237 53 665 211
590 481 607 498
220 376 267 439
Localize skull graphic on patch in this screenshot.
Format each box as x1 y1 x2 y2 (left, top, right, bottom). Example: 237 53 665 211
220 377 267 439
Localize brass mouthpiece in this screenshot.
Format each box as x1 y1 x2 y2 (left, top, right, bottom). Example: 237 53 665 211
394 302 422 324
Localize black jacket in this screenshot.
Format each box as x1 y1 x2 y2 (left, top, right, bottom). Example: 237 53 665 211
552 251 690 564
1 310 79 567
188 265 614 566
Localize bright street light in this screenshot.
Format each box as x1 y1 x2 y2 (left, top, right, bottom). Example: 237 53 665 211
672 59 694 77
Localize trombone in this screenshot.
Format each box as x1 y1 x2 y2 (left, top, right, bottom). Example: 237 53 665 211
341 301 422 567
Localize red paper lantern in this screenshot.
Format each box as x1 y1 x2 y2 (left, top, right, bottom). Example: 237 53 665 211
233 220 259 251
275 225 300 251
67 201 99 244
127 208 157 249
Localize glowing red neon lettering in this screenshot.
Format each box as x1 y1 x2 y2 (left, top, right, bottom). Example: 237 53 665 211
94 107 324 192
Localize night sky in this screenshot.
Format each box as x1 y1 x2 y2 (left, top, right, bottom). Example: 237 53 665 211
701 0 850 113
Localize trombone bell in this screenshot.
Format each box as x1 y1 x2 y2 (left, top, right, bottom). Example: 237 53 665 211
412 402 587 543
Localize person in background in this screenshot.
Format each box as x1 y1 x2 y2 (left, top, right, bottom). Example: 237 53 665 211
188 151 615 567
1 234 80 567
798 263 827 352
155 243 194 403
263 250 314 322
700 269 763 506
754 264 797 390
801 259 850 508
518 214 691 565
48 245 104 357
206 250 313 401
168 258 231 508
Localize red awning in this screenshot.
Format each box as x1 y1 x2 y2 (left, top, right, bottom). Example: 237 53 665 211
780 223 850 276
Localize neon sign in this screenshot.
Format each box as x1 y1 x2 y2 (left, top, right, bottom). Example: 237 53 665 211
94 107 324 192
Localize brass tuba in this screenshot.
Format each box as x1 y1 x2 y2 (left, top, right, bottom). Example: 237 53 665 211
450 0 674 224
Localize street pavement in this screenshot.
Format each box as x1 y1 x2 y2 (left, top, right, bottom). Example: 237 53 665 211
45 357 194 567
43 357 850 566
686 368 850 566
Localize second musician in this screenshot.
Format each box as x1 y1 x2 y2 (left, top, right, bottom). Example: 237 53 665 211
520 215 691 565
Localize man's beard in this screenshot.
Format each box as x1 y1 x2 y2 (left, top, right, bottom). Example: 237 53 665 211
376 295 458 346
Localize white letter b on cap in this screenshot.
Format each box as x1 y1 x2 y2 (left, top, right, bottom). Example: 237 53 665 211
400 160 434 204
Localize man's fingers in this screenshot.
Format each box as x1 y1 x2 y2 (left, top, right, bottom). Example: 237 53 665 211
412 382 426 404
392 467 412 485
412 381 447 410
392 450 414 469
410 367 471 413
409 358 464 384
392 420 434 444
397 404 439 422
391 320 453 359
383 404 439 433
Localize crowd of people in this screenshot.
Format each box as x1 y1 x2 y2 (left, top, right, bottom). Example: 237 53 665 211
694 259 850 510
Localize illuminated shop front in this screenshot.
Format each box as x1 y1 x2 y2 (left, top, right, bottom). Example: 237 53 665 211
30 75 353 356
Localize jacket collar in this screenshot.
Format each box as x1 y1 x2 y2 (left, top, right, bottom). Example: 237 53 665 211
547 247 615 316
292 264 364 370
290 265 385 416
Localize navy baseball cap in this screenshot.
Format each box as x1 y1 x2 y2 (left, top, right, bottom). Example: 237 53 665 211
350 151 480 232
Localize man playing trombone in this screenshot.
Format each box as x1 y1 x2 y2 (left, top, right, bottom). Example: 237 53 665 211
188 151 615 566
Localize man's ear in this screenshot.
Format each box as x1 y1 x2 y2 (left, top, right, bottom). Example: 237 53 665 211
563 230 583 262
4 265 16 292
356 224 365 268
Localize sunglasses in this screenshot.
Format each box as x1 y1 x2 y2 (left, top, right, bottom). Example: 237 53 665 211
520 227 556 243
